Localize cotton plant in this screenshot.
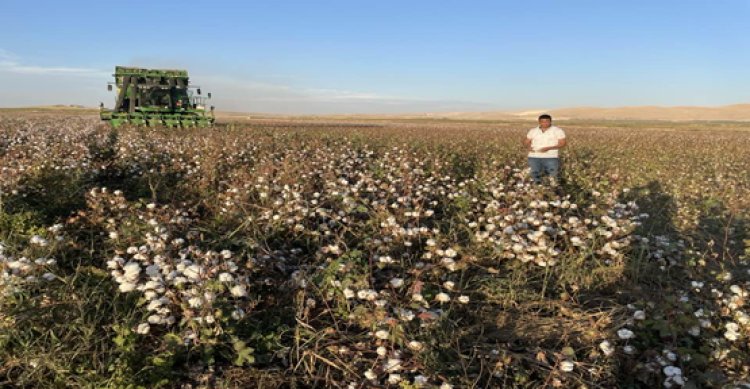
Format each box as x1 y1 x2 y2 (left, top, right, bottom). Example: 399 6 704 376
86 188 262 342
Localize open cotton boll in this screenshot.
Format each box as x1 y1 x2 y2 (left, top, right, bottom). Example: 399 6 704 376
560 360 574 372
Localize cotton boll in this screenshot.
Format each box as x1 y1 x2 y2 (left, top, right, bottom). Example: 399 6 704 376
375 330 389 340
230 284 248 297
617 328 635 340
599 340 615 356
136 323 150 334
559 360 574 372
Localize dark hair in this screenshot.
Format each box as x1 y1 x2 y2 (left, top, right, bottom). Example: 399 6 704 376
538 114 552 121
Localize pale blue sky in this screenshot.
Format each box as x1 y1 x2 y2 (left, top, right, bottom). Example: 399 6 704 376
1 0 747 113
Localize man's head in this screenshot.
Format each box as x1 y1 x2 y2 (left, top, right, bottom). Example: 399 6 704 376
538 114 552 129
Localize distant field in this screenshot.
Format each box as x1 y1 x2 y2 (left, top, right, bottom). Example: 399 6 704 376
1 113 749 387
5 103 750 124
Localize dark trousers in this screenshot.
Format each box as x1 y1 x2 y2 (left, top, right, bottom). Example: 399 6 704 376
528 157 560 183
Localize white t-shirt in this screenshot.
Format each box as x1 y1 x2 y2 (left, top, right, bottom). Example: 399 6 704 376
527 126 566 158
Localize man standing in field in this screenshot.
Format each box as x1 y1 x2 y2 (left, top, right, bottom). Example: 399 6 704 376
523 114 566 183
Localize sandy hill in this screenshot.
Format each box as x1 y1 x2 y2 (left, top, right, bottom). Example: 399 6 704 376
421 104 750 121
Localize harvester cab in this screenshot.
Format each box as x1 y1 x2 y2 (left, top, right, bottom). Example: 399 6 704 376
100 66 215 128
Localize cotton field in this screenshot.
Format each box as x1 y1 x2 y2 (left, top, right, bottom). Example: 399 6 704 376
0 114 748 388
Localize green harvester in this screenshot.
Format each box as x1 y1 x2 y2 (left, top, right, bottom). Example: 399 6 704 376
100 66 215 128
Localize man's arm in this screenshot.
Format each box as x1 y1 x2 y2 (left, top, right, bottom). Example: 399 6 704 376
523 137 532 150
538 138 566 152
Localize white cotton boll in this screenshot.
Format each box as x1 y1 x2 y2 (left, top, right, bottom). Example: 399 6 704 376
458 295 470 304
147 314 164 324
145 264 160 277
118 282 137 293
377 346 388 356
188 296 203 308
634 310 646 320
441 257 457 271
440 383 454 389
221 249 232 259
375 330 389 340
357 289 377 301
7 260 24 270
388 374 402 384
378 255 395 264
408 340 424 351
435 293 451 303
364 369 377 380
147 299 163 311
599 340 615 356
444 248 457 258
414 375 429 386
143 280 162 290
29 235 49 247
230 284 248 297
688 326 701 336
343 288 355 299
136 323 150 334
411 293 425 302
663 366 682 377
384 358 402 372
390 278 404 288
231 308 246 320
560 360 575 372
41 272 56 281
623 345 636 354
122 262 141 281
398 308 415 321
183 265 202 280
617 328 635 340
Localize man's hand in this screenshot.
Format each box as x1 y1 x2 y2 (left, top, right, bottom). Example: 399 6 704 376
537 140 566 153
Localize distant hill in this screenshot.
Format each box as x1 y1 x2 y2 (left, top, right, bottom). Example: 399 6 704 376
416 104 750 121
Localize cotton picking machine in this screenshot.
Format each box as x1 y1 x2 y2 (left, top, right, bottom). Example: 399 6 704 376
100 66 215 128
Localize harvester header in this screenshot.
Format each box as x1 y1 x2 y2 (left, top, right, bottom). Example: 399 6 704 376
100 66 215 128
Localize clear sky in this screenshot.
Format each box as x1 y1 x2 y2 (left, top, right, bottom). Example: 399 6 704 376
1 0 748 114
